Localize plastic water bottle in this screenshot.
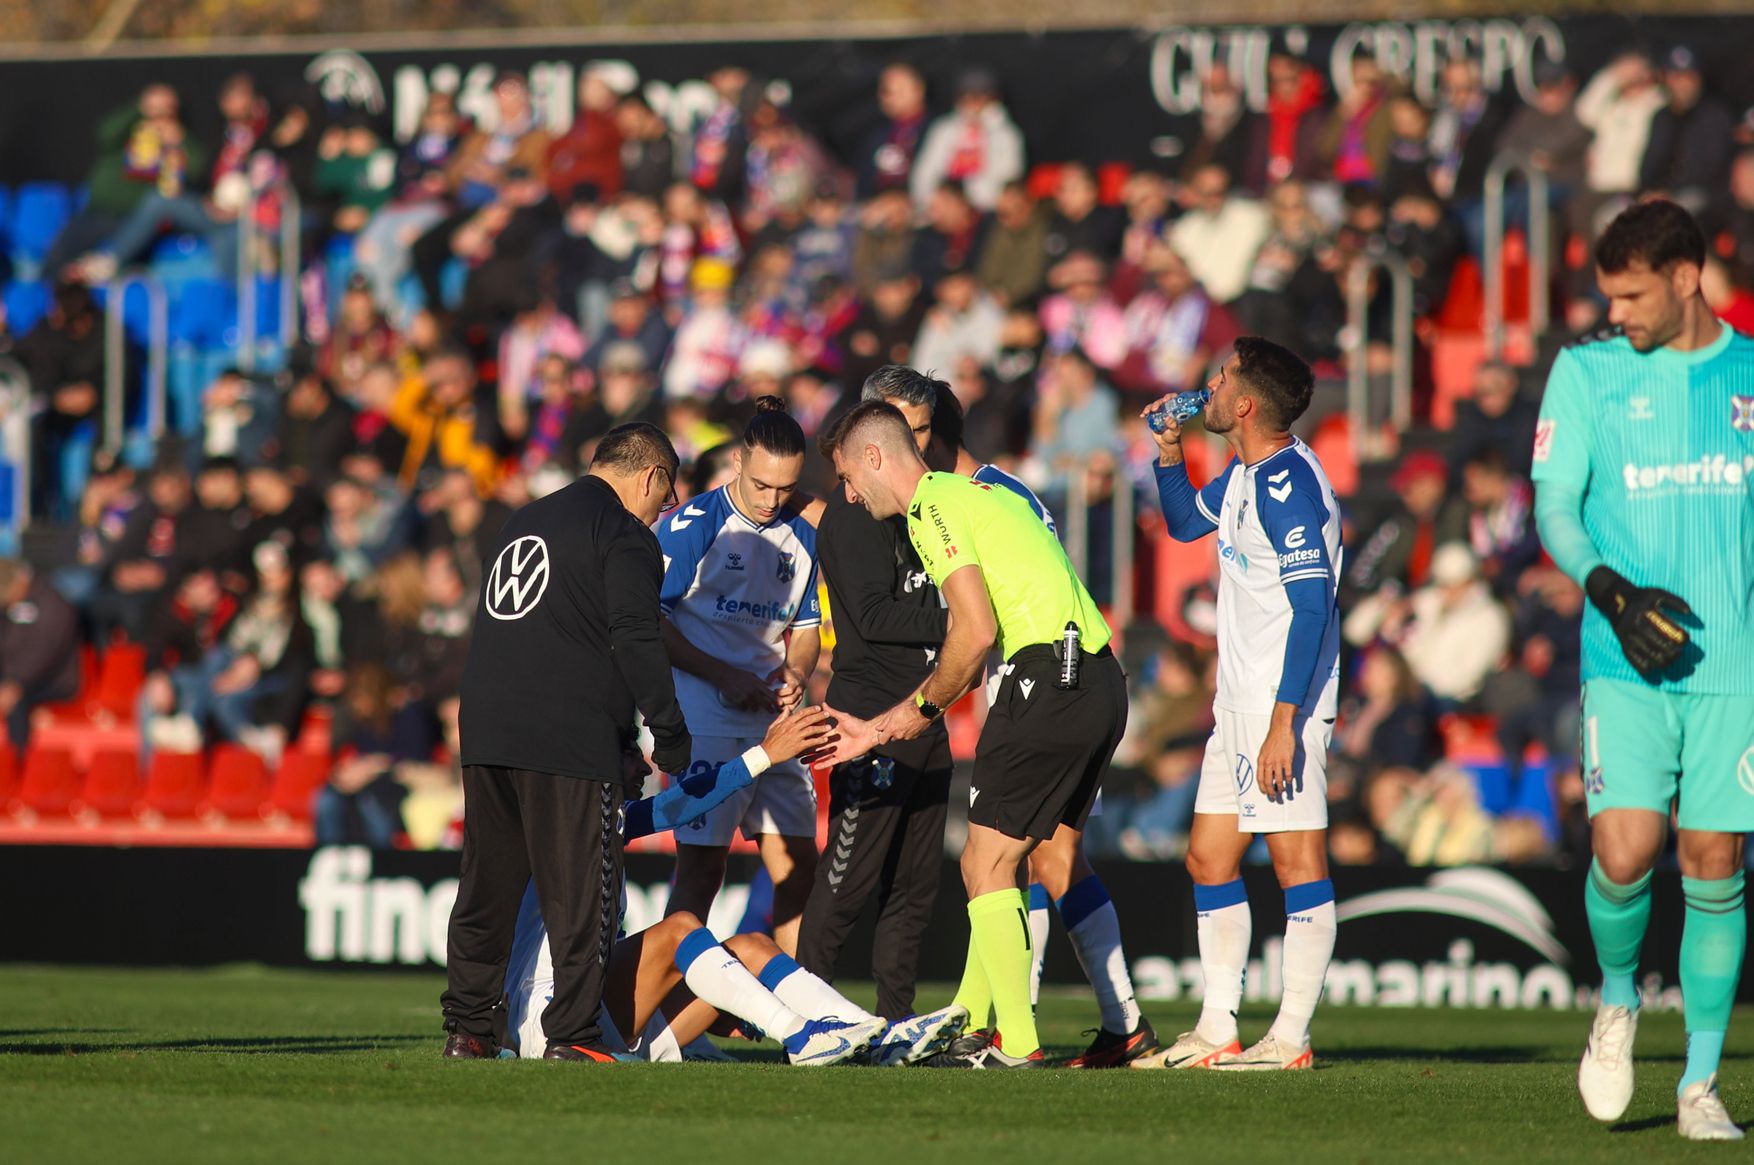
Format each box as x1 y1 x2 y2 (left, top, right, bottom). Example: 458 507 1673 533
1057 621 1081 690
1147 387 1211 432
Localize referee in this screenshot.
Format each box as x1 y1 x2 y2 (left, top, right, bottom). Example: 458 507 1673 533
820 401 1127 1069
442 423 693 1061
795 371 953 1022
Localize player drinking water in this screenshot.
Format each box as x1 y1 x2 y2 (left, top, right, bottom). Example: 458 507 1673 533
1534 199 1754 1142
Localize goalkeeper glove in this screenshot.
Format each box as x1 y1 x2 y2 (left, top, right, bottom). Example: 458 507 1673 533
1585 566 1692 674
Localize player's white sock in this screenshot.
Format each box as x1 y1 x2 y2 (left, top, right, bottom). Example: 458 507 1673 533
1028 883 1051 1006
1193 879 1251 1046
675 928 806 1043
1059 876 1143 1034
1269 879 1336 1048
757 951 878 1021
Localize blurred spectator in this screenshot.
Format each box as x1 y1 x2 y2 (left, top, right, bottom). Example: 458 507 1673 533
1460 450 1541 595
1250 52 1326 189
312 114 397 237
1381 94 1435 206
137 566 236 755
416 470 509 591
665 258 745 401
52 448 141 612
910 65 1024 211
1168 163 1271 304
275 366 357 490
1180 64 1259 194
1232 180 1328 345
1446 361 1539 481
1116 243 1237 395
0 558 81 750
243 462 325 566
1386 178 1464 315
1703 149 1754 272
318 278 398 399
208 541 314 758
314 663 438 848
1574 52 1666 234
74 72 267 283
1483 564 1584 798
688 66 752 207
791 185 855 292
1042 163 1123 264
1332 646 1437 784
912 181 989 284
90 461 196 642
741 99 832 236
615 92 678 201
199 367 277 466
913 268 1003 378
46 84 207 277
582 281 670 380
386 349 497 496
451 166 562 331
1427 58 1510 206
1029 346 1121 490
353 91 463 314
1344 449 1467 604
1702 255 1754 333
1038 250 1127 369
1104 639 1214 859
1500 64 1590 193
16 283 106 521
496 292 586 443
658 182 742 308
1640 46 1736 215
572 342 665 462
1114 168 1174 295
446 72 551 208
974 180 1049 306
323 473 409 583
857 62 929 198
841 266 925 389
851 187 915 294
547 67 625 202
184 456 254 583
1347 542 1510 705
1317 52 1394 187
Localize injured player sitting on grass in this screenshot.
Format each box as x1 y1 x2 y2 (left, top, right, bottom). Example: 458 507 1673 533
503 705 966 1066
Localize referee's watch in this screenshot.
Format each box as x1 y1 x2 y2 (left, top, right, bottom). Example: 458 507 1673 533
914 691 944 721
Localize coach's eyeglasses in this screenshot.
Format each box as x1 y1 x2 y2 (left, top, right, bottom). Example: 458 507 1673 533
653 464 680 513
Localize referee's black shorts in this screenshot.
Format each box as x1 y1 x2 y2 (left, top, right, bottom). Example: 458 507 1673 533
969 645 1127 841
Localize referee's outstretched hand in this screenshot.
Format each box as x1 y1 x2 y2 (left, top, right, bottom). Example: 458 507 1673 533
762 706 836 766
813 707 877 769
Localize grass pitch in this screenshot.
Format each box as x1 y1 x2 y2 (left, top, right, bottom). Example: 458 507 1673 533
1 965 1748 1164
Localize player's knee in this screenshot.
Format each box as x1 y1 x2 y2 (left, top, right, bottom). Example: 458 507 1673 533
664 910 705 934
724 931 778 969
1593 849 1657 886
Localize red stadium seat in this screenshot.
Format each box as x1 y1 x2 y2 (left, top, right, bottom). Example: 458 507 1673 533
76 748 142 819
203 743 271 821
1026 162 1063 202
139 751 207 821
93 643 147 721
0 742 16 806
1096 161 1132 206
40 647 101 725
268 749 332 822
17 745 79 817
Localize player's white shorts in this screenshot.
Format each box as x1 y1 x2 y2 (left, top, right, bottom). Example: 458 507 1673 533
508 973 683 1062
675 735 816 846
1193 707 1333 833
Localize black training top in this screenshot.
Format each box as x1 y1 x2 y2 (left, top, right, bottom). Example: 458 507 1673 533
458 475 691 784
818 491 948 720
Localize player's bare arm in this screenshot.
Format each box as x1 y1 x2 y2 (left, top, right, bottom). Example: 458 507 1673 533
661 616 780 713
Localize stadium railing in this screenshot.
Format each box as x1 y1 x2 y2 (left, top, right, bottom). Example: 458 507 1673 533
0 356 31 555
103 274 168 458
1482 152 1554 364
1345 246 1415 458
237 181 303 373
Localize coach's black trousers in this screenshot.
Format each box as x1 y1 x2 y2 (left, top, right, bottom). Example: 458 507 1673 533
796 730 951 1019
442 765 624 1050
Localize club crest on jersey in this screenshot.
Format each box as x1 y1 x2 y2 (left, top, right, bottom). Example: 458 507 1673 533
1533 419 1555 463
776 551 796 582
726 552 744 571
1733 396 1754 432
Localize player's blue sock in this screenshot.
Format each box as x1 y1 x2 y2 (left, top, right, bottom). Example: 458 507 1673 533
1027 883 1050 1005
1678 873 1745 1094
1585 859 1652 1010
758 952 876 1022
1056 876 1142 1034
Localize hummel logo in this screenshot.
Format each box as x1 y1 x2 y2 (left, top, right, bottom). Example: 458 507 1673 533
1019 678 1036 699
969 787 981 806
1269 469 1290 483
669 504 706 531
1268 481 1292 502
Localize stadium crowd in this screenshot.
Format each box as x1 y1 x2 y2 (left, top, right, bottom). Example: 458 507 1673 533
5 44 1754 866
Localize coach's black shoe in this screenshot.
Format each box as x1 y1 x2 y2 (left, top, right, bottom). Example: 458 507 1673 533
938 1027 994 1058
1065 1017 1161 1069
443 1032 502 1060
543 1043 623 1062
923 1044 1046 1069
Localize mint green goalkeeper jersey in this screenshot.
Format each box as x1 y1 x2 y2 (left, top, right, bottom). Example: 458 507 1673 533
1531 324 1754 694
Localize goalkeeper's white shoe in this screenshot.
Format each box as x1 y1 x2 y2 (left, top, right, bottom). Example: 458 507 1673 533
1678 1076 1744 1141
1213 1031 1314 1071
870 1004 968 1067
1129 1029 1241 1070
1578 1004 1638 1122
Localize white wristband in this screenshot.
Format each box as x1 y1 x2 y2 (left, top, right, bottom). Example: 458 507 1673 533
740 745 772 779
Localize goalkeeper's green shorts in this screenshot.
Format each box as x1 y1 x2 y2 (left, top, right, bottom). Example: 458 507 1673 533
1581 679 1754 832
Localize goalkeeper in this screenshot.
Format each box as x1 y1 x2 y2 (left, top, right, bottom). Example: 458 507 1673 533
1533 199 1754 1143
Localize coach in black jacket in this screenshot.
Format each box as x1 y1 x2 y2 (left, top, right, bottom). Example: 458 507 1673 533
442 423 691 1061
795 413 952 1020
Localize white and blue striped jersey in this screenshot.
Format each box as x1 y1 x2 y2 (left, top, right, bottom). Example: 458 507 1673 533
972 463 1057 535
1160 439 1342 717
656 485 821 737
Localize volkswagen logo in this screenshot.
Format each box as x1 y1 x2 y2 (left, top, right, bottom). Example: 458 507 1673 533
486 535 551 620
